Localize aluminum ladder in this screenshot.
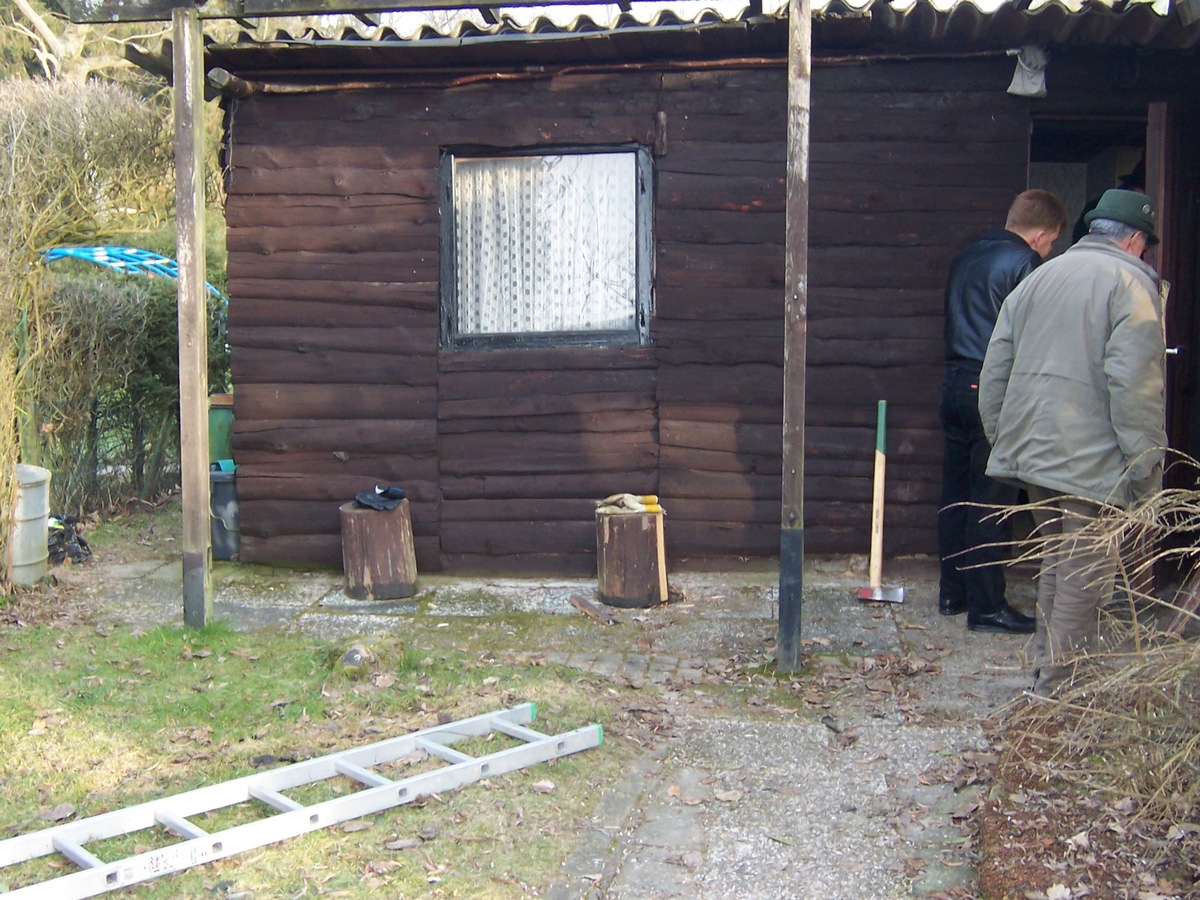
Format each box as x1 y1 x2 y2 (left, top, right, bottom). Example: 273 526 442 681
0 703 602 899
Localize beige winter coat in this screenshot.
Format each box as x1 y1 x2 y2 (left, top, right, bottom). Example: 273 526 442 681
978 235 1166 507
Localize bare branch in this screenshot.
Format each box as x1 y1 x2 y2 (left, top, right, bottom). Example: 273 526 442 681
12 0 64 73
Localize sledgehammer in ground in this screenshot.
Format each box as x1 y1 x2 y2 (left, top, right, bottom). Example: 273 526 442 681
856 400 905 603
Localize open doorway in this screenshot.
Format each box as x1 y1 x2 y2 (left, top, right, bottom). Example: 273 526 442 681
1029 113 1200 462
1031 110 1200 584
1029 117 1146 260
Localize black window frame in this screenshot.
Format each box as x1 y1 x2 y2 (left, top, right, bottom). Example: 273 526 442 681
439 142 654 351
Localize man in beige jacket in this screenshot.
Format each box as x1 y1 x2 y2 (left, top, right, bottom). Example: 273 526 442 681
978 189 1167 696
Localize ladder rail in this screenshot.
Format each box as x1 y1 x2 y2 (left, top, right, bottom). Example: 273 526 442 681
0 703 538 868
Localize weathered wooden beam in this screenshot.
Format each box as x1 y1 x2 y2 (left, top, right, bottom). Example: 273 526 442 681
174 6 212 628
207 67 256 99
777 0 811 673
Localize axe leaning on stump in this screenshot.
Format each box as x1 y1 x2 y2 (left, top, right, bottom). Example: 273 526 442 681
856 400 905 603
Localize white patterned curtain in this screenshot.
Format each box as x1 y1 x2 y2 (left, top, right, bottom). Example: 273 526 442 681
453 152 638 336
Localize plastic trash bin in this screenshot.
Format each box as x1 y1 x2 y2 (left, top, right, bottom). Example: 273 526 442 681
210 466 239 561
8 464 51 584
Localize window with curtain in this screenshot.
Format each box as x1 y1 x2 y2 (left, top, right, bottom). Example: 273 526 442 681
440 145 652 349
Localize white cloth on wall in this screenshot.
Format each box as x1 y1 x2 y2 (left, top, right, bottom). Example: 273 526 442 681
1007 44 1048 98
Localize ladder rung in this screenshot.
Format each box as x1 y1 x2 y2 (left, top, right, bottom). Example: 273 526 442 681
416 737 473 765
248 786 304 813
51 836 103 871
493 720 549 743
155 811 208 841
334 760 392 789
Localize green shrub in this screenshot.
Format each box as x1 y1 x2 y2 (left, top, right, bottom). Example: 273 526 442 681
34 267 230 514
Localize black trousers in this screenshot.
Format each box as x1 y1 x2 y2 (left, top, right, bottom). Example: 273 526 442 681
937 367 1019 616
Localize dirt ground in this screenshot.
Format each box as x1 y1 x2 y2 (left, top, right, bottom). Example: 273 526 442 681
6 502 1199 898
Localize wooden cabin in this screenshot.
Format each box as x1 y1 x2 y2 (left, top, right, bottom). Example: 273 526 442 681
200 1 1200 573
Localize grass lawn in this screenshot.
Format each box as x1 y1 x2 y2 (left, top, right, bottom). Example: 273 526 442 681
0 502 641 897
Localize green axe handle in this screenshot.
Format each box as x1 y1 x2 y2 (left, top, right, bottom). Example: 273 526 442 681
869 400 887 589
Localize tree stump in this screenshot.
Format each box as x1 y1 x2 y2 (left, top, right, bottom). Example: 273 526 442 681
596 510 667 608
339 499 417 600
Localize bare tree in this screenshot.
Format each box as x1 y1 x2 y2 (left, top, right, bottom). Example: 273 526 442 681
6 0 168 85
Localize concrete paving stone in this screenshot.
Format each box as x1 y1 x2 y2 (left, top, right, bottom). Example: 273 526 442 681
616 654 650 677
646 656 682 680
631 809 703 850
208 602 301 633
546 753 665 900
674 667 705 684
318 590 419 613
590 652 626 677
100 560 175 580
606 847 699 898
287 611 405 641
567 652 602 671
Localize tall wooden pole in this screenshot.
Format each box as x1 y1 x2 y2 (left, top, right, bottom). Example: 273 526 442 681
174 6 212 628
777 0 811 672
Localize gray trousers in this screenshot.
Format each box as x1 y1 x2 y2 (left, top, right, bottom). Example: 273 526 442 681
1025 484 1117 694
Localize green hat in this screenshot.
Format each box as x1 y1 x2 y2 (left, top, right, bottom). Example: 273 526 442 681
1084 188 1160 245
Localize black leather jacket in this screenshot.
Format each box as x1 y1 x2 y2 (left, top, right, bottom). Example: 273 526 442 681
944 228 1041 377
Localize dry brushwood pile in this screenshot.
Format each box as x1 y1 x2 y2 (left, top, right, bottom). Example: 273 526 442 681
967 473 1200 898
980 639 1200 899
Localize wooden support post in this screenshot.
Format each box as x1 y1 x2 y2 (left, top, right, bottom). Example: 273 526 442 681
339 500 418 600
596 511 667 609
174 7 211 628
777 0 812 672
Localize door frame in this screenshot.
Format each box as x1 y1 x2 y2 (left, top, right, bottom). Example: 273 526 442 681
1146 102 1200 474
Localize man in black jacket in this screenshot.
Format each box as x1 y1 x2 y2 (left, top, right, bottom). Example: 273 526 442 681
938 189 1067 634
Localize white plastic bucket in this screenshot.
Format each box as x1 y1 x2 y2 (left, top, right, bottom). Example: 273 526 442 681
7 464 51 585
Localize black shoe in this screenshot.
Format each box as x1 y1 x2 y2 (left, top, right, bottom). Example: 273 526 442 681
939 597 967 616
967 604 1035 635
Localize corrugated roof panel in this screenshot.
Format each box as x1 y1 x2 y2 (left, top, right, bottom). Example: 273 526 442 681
943 2 990 43
982 2 1036 44
1077 6 1142 44
1117 3 1176 45
199 0 1200 76
898 1 943 41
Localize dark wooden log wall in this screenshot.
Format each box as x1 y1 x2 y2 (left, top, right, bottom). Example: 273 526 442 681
225 118 443 568
805 59 1029 554
224 56 1030 571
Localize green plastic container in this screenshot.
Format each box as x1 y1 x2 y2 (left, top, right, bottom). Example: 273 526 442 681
208 394 234 463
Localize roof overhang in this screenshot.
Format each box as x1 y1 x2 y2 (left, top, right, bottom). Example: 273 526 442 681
108 0 1200 81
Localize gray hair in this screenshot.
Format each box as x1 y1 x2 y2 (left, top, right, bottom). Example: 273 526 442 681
1088 217 1141 241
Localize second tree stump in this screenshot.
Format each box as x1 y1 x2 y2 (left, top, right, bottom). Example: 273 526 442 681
596 510 667 608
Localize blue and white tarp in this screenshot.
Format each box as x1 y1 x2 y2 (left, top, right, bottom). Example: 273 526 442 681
40 246 227 302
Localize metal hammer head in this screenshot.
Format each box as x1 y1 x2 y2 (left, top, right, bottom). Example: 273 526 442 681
855 584 906 603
